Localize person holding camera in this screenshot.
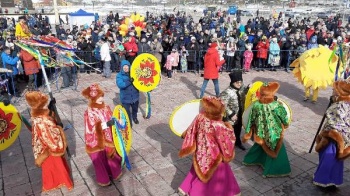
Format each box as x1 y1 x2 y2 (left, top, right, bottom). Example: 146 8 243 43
84 36 95 74
116 60 140 127
149 37 163 65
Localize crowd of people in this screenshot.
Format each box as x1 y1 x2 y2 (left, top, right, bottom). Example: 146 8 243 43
1 8 350 99
1 7 350 196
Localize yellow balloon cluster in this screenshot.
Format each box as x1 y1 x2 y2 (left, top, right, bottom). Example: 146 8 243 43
119 13 147 37
290 45 344 90
119 24 128 37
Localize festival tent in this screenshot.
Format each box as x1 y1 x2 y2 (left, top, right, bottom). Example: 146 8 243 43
68 9 95 30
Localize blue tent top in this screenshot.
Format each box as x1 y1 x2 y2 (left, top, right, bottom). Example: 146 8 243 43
69 9 94 16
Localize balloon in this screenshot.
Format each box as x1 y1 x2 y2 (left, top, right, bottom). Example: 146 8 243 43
135 26 142 38
140 16 145 22
135 14 140 21
119 31 126 37
125 18 132 26
119 24 128 32
130 14 136 22
134 20 140 27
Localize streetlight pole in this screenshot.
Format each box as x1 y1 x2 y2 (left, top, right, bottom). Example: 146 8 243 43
53 0 59 25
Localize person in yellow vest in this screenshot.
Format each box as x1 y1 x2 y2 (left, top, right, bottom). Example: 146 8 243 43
15 16 31 39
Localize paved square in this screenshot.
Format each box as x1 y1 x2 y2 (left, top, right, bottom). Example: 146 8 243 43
1 70 349 196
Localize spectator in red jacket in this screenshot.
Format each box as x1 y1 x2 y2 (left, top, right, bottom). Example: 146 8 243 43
199 42 225 98
306 26 315 41
256 36 270 71
20 50 41 90
123 36 138 64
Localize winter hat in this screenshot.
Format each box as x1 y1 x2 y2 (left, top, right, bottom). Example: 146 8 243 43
201 96 225 121
258 82 280 104
67 35 73 40
229 71 243 84
333 79 350 100
81 83 107 109
82 83 104 102
18 16 26 21
25 91 49 111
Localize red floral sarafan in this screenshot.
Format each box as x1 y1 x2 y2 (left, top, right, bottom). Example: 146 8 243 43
0 108 16 142
136 59 158 86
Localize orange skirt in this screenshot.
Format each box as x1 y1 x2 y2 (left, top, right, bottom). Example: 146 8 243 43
41 155 73 192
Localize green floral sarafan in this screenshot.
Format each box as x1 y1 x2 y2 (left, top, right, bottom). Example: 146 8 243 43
246 101 290 150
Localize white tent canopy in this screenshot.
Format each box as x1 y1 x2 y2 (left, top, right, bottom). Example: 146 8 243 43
68 9 95 29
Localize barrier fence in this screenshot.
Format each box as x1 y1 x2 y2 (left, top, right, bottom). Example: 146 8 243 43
0 48 302 100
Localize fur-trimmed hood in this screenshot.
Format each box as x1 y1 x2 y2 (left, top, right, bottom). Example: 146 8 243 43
333 79 350 102
201 96 225 121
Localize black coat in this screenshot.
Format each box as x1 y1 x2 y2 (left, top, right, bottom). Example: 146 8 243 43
186 42 199 62
137 42 151 54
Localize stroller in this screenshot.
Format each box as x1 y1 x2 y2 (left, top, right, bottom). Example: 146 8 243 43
0 77 9 103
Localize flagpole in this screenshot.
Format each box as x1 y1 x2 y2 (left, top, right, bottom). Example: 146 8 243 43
36 49 71 157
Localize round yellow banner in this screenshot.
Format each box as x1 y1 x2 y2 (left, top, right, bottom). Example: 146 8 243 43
112 105 132 155
244 81 263 110
0 102 22 151
130 53 161 92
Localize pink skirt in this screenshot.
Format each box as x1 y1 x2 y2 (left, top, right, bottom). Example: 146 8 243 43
89 149 122 186
179 162 241 196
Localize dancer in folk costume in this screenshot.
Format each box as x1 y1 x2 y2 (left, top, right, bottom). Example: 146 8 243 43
82 83 122 186
243 44 253 73
313 79 350 187
178 96 241 196
242 82 291 177
220 70 249 150
25 91 73 192
290 45 343 103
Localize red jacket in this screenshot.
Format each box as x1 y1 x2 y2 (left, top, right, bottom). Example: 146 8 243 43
20 50 40 75
123 37 138 57
203 48 225 79
256 41 269 59
306 29 315 41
